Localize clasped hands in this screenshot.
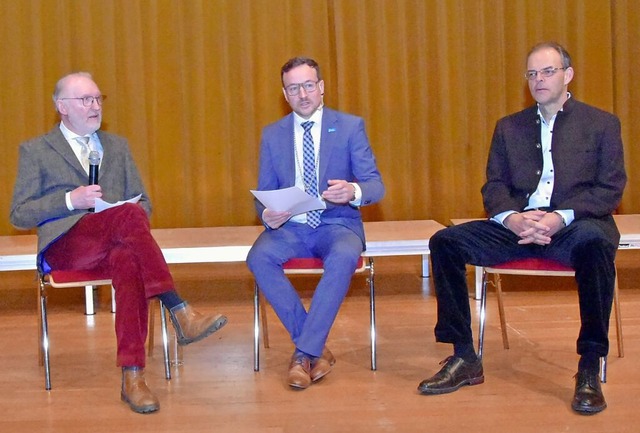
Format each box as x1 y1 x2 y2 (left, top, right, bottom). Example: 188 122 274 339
504 210 564 245
263 179 355 229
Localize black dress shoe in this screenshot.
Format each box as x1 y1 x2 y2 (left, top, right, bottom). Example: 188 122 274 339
418 356 484 395
572 371 607 415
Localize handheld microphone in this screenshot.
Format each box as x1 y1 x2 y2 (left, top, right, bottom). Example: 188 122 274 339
88 151 100 185
88 151 100 212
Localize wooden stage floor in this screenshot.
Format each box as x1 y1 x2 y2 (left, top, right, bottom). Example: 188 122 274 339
0 256 638 432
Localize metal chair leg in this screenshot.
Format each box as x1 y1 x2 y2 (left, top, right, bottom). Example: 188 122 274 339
368 258 377 371
158 300 171 380
477 269 488 361
600 356 607 383
253 283 260 372
39 278 52 390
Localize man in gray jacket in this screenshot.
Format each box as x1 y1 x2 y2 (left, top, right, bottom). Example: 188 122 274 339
10 72 227 414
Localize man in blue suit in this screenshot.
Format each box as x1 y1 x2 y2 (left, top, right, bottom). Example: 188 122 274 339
247 57 384 390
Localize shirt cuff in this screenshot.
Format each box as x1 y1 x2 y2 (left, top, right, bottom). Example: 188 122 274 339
349 183 363 206
553 209 574 226
65 191 75 211
491 210 517 227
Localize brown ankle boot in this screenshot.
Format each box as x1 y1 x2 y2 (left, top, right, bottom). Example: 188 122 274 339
169 302 228 345
121 367 160 414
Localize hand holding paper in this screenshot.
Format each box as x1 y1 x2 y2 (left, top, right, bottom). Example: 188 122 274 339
250 186 326 216
94 194 142 213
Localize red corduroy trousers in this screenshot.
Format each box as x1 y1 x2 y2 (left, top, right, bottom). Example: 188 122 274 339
44 203 174 367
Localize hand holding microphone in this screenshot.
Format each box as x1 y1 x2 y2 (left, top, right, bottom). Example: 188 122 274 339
88 151 100 185
88 151 101 211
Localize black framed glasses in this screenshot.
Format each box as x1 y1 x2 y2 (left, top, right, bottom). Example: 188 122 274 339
58 95 105 107
284 81 319 96
524 67 566 80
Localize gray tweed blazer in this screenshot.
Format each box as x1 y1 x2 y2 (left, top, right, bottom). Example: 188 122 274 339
10 126 151 266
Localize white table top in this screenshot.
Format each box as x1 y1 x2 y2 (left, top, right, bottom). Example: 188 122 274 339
614 214 640 248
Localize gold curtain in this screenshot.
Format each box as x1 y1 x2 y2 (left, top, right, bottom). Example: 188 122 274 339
0 0 637 235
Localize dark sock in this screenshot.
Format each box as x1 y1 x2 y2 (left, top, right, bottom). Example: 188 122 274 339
156 290 184 310
122 366 142 371
578 353 600 374
454 343 478 363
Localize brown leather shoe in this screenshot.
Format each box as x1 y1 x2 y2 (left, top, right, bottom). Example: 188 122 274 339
572 370 607 415
417 356 484 395
121 368 160 414
310 347 336 382
169 302 227 345
288 353 312 390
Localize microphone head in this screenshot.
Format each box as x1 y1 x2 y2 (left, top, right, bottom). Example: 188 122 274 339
88 151 101 165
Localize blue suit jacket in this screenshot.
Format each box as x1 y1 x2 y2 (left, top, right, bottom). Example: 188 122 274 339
254 108 384 247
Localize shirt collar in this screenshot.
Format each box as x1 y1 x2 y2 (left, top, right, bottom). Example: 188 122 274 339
536 92 572 121
59 121 96 142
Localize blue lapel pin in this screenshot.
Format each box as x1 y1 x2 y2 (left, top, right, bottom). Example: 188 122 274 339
327 128 336 133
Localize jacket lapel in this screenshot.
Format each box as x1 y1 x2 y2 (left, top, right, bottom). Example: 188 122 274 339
279 114 296 186
319 108 338 185
44 127 86 176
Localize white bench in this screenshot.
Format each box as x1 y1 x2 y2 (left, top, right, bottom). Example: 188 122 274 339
0 220 446 313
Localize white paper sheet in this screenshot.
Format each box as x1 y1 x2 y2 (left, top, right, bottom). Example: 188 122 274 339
94 194 142 213
250 186 326 215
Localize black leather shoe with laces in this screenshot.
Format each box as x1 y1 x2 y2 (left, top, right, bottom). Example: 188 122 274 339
572 370 607 415
418 356 484 395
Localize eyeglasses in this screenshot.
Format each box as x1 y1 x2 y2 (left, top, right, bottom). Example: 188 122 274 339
58 95 105 107
284 80 319 96
524 67 566 80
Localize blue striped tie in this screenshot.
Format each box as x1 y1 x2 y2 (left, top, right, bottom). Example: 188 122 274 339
301 121 321 228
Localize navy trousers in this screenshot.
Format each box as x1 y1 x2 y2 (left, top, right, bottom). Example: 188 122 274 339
430 218 618 357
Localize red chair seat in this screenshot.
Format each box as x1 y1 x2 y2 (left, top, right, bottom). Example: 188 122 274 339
283 257 365 271
488 258 573 272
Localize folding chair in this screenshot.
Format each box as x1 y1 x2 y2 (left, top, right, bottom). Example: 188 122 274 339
38 269 172 390
477 258 624 382
253 256 375 371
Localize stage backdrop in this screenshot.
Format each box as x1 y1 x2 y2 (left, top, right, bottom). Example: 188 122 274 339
1 0 638 235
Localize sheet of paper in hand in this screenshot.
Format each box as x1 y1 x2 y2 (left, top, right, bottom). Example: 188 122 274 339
94 194 142 213
250 186 326 216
